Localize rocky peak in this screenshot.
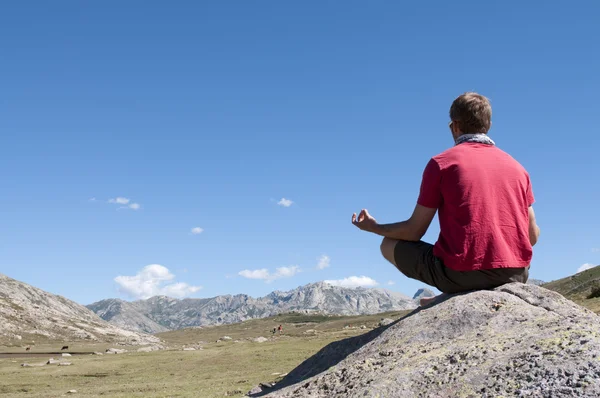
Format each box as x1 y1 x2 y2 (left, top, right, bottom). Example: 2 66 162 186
412 287 436 300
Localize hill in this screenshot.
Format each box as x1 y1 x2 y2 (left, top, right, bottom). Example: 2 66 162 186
0 273 159 346
88 282 417 333
542 264 600 312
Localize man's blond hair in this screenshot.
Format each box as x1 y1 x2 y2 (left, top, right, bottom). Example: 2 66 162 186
449 92 492 134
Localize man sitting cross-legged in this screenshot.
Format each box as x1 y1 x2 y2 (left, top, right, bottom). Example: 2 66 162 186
352 92 541 305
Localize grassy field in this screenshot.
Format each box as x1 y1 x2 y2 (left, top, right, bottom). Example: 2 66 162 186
543 265 600 313
0 310 409 398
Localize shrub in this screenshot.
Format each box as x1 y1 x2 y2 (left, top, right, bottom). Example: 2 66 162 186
588 280 600 299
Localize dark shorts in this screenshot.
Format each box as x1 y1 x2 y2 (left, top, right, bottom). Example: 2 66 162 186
393 240 529 294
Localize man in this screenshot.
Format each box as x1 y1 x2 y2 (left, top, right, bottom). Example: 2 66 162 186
352 92 540 305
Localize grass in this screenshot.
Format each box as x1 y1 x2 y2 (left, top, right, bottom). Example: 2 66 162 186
0 310 410 398
542 264 600 313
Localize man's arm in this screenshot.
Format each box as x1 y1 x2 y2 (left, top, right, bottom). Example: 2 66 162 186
352 204 437 241
528 206 540 246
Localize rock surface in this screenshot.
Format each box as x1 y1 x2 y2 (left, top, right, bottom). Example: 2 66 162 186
254 283 600 398
88 282 417 333
0 273 160 345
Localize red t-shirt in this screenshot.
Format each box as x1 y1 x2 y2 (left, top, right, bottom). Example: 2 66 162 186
417 142 535 272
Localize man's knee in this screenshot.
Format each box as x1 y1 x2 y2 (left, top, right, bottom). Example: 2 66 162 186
380 237 398 265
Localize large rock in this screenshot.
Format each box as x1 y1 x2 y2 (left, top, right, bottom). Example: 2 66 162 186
255 283 600 397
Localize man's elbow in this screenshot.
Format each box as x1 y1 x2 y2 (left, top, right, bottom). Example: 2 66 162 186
530 226 540 246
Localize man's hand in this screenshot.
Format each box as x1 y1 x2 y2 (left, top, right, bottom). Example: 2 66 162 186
352 209 379 233
351 204 437 241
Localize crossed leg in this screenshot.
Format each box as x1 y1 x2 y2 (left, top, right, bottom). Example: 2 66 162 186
379 237 445 306
380 237 530 305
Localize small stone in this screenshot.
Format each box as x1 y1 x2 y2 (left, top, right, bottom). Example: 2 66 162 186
248 386 262 394
59 362 72 366
62 353 72 357
21 362 45 367
105 348 126 354
67 390 77 394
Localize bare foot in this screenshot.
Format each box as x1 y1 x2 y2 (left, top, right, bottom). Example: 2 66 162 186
419 295 441 307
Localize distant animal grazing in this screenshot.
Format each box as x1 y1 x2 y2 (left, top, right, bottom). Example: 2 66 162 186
25 346 31 351
61 346 69 350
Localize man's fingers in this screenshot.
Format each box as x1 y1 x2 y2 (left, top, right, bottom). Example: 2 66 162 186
359 209 368 222
352 213 357 224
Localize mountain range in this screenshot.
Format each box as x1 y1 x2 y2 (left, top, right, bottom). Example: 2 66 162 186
0 268 557 342
87 282 418 333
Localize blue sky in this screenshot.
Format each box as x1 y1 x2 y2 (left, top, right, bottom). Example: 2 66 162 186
1 1 599 305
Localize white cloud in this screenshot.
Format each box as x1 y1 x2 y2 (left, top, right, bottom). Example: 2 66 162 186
387 280 396 285
577 263 596 273
238 266 301 283
277 198 294 207
592 248 600 253
89 197 97 202
159 282 202 298
239 269 270 280
107 196 142 210
273 266 300 279
316 255 330 270
324 276 379 288
109 197 130 205
114 264 202 299
191 227 204 235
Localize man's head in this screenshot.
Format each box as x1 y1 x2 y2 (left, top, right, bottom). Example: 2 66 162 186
449 92 492 139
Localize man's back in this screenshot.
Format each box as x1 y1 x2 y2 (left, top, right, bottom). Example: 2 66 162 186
418 142 534 272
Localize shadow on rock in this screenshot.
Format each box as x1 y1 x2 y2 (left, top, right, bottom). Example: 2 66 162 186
248 309 423 397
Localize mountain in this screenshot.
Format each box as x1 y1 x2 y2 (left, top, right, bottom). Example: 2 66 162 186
87 282 417 333
542 264 600 313
412 288 436 302
86 298 171 334
0 273 160 345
